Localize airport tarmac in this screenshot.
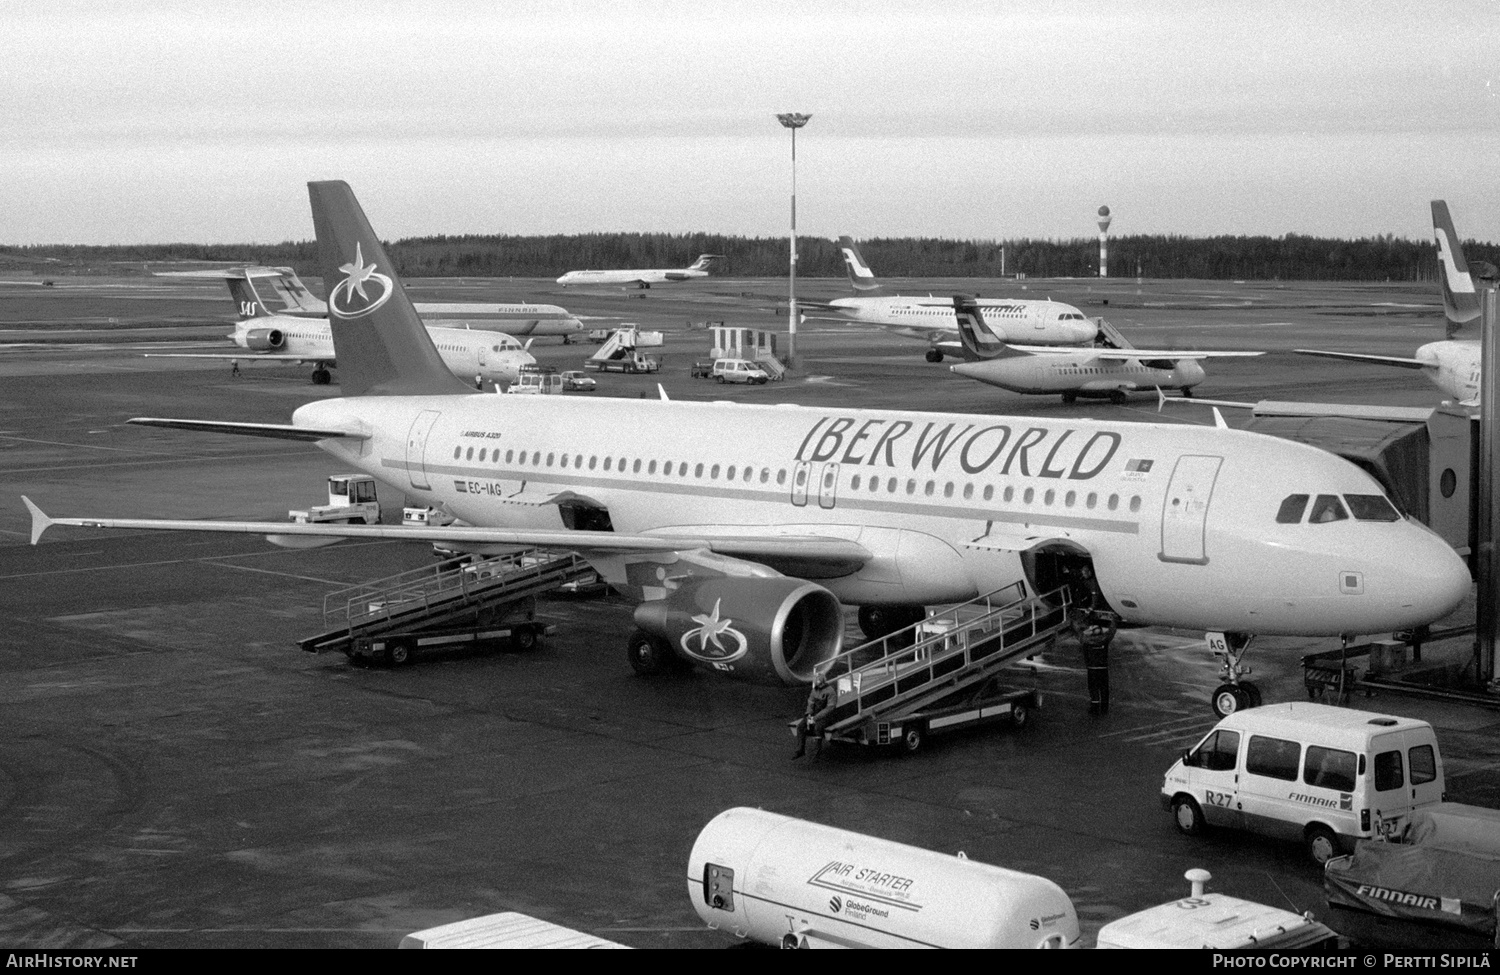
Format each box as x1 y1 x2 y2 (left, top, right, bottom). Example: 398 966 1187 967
0 274 1495 949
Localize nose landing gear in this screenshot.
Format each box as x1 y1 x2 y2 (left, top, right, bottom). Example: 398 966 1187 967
1206 631 1261 717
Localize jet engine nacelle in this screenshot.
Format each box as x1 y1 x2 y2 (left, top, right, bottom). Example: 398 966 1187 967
243 327 285 351
632 578 844 686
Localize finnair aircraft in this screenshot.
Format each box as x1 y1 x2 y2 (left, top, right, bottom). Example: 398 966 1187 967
25 182 1470 716
556 254 720 288
1295 201 1482 406
803 237 1099 361
948 296 1263 404
160 266 583 341
148 315 536 388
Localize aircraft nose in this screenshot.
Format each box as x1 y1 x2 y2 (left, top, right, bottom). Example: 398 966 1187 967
1398 530 1471 625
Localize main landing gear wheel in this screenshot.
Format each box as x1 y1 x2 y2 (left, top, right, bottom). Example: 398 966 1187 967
626 629 675 676
858 604 925 641
925 349 944 363
1108 389 1127 405
312 366 332 385
1061 391 1078 404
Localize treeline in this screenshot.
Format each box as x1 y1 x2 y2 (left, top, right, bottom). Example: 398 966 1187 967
6 232 1499 282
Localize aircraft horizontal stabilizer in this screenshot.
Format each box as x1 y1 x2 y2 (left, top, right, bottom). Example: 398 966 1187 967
1294 349 1427 369
142 354 335 365
153 266 293 280
125 418 368 441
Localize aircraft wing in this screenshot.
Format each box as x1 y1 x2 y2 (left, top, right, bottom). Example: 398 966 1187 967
1294 349 1428 369
154 267 292 280
1007 345 1263 360
23 497 871 573
124 418 366 441
1160 396 1439 423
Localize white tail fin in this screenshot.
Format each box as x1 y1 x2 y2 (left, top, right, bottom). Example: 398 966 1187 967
837 236 881 291
1432 200 1481 339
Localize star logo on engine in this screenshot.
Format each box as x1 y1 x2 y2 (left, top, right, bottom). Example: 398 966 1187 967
679 598 748 663
328 242 394 319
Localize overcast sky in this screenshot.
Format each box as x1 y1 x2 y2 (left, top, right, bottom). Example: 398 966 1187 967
3 0 1497 245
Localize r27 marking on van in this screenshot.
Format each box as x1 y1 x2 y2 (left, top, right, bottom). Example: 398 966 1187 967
1205 790 1233 808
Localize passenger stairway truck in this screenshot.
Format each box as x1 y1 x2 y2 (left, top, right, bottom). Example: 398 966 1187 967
584 326 663 373
793 581 1072 754
297 549 595 665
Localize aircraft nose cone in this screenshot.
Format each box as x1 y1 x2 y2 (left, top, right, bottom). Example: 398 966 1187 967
1401 533 1471 625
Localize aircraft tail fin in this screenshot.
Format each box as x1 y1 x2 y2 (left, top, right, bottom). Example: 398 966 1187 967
953 295 1017 361
1432 200 1482 339
837 236 882 291
307 181 476 397
687 254 721 272
260 268 327 315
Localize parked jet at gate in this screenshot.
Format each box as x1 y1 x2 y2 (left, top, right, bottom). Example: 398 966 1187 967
948 296 1263 403
148 315 536 388
802 237 1098 361
556 254 720 289
1295 201 1482 406
160 266 583 341
24 182 1471 715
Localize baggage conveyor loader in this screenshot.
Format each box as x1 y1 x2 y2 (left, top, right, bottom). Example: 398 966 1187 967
793 582 1072 755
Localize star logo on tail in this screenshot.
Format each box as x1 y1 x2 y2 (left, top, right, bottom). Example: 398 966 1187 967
328 242 394 319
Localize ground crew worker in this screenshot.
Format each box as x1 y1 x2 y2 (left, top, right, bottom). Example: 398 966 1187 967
1073 609 1117 715
230 359 240 377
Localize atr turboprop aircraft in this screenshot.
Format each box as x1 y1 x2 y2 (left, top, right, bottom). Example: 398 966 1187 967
556 254 720 289
799 237 1098 362
146 315 537 388
159 265 584 342
948 296 1263 404
1295 201 1482 406
24 181 1471 715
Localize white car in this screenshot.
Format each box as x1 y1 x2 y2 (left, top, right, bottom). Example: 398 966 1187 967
712 358 769 385
560 370 597 391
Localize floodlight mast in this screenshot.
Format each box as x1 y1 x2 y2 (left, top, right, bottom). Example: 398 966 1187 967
777 112 810 368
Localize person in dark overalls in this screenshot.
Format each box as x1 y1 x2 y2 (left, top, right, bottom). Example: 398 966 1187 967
1073 609 1117 715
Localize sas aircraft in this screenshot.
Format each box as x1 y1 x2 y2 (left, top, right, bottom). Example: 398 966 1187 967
1295 201 1482 405
149 315 537 388
25 181 1471 717
160 265 584 342
802 237 1098 362
556 254 720 289
948 296 1263 404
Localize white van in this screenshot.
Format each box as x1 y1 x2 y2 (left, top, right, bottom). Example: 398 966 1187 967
1161 703 1444 865
711 358 769 385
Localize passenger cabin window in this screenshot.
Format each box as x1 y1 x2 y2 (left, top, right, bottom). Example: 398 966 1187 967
1374 750 1404 791
1345 494 1400 522
1186 729 1239 771
1409 745 1436 785
1277 494 1309 524
1303 746 1357 792
1246 735 1301 781
1309 494 1349 523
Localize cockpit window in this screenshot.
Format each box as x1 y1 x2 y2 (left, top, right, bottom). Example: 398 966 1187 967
1309 494 1349 524
1276 494 1309 524
1345 494 1400 522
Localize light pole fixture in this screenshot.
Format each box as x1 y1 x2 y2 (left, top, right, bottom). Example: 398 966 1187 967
777 112 810 368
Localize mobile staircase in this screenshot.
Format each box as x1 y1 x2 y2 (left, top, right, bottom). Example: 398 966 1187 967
298 549 594 665
794 582 1073 754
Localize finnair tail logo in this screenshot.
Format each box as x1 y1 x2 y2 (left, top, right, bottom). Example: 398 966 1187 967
841 247 876 280
329 242 394 319
1434 229 1476 296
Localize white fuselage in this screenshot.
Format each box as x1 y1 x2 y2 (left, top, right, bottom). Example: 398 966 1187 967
232 317 536 386
952 354 1207 397
556 268 710 287
825 296 1098 347
293 394 1469 637
409 303 582 338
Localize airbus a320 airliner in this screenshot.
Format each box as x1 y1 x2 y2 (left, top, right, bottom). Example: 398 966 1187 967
24 182 1470 715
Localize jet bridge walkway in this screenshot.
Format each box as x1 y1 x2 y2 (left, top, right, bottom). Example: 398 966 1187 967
297 549 594 662
795 582 1073 754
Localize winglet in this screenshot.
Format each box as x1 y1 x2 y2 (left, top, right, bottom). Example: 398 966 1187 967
1155 386 1166 413
22 496 52 545
657 384 670 401
1212 407 1228 429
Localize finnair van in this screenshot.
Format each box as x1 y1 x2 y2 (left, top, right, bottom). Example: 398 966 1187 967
1161 704 1444 865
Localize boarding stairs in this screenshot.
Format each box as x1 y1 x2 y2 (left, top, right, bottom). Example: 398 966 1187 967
800 582 1072 747
297 549 594 656
753 349 787 380
588 327 642 363
1092 317 1134 350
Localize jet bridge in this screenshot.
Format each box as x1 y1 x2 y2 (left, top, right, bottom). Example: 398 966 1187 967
794 582 1073 754
298 549 594 664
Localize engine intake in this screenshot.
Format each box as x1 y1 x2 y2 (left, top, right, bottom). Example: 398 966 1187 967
633 578 844 686
243 327 285 351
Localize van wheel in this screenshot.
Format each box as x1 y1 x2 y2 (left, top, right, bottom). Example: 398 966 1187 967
1171 795 1206 836
1305 824 1340 865
1212 683 1248 717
